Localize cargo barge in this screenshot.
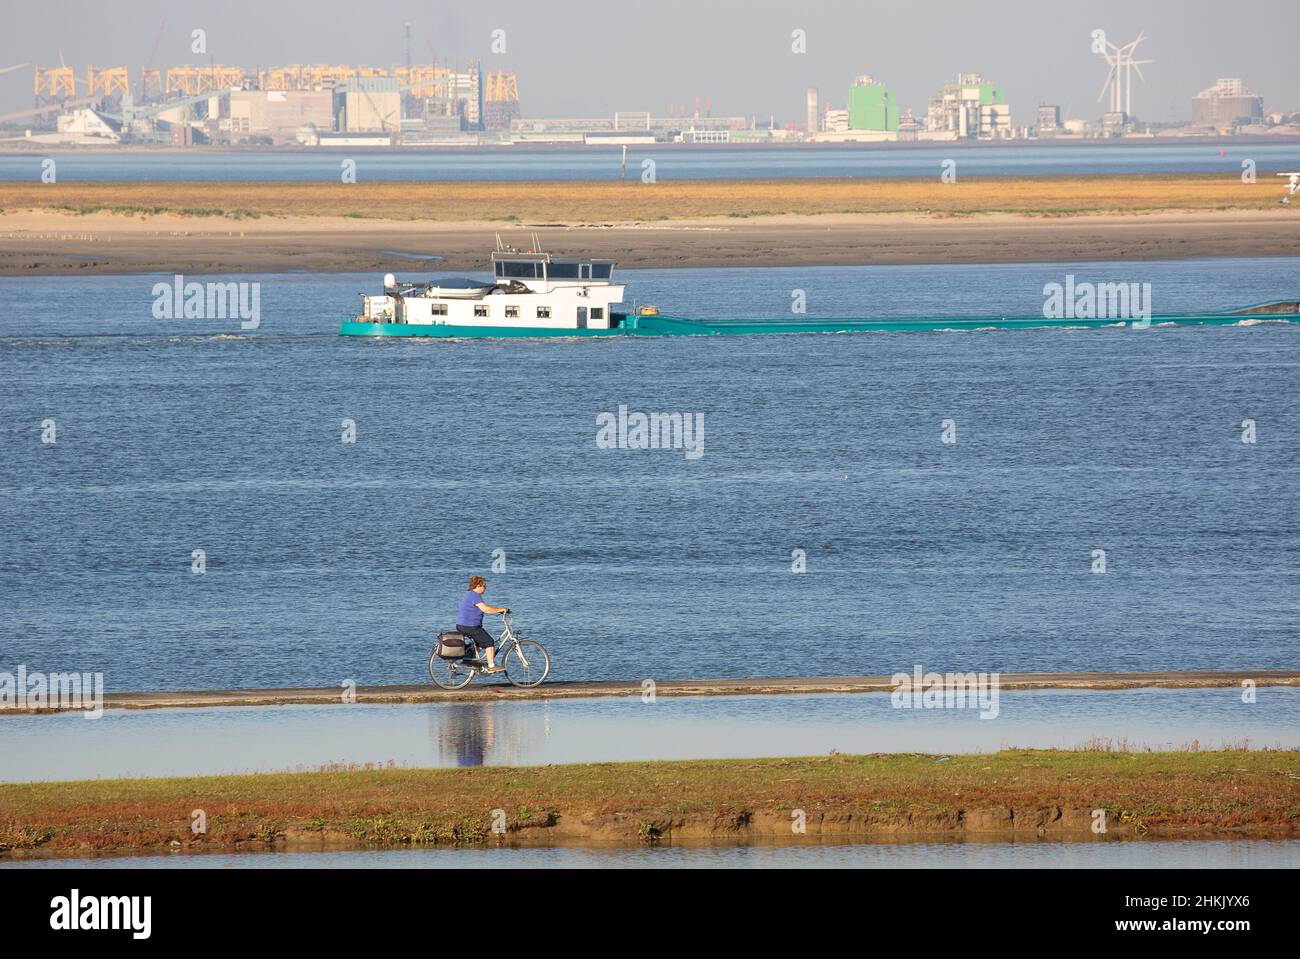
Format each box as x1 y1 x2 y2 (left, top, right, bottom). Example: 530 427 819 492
339 244 1299 339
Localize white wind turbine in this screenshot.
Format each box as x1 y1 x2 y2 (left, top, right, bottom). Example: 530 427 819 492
1120 33 1153 117
1097 46 1121 114
1096 31 1153 120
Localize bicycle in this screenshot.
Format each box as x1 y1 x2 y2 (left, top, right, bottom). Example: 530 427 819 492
427 611 551 690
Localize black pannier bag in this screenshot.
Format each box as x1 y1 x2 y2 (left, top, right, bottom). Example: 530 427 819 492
436 631 469 659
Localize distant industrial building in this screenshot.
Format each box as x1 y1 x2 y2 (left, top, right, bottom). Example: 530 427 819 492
926 74 1011 139
442 67 483 128
682 128 730 143
226 90 332 141
512 113 747 141
55 107 122 141
1191 78 1264 128
482 69 520 129
896 108 923 140
334 77 401 133
848 75 898 131
20 57 510 143
1036 104 1061 135
822 108 849 133
808 75 899 141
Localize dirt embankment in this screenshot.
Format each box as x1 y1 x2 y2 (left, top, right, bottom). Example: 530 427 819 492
3 750 1296 858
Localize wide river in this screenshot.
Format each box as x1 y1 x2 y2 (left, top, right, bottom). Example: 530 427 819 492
1 258 1297 691
2 141 1298 181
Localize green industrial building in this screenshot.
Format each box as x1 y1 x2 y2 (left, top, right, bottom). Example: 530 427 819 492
848 76 898 132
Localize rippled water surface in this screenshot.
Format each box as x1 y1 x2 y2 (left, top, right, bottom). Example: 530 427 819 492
1 258 1298 690
3 142 1298 181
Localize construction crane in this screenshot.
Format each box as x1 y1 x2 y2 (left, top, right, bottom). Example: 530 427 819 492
139 18 167 101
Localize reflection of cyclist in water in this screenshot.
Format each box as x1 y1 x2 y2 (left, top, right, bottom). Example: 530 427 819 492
457 576 510 674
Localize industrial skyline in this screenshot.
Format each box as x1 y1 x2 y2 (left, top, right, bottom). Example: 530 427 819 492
1 0 1296 127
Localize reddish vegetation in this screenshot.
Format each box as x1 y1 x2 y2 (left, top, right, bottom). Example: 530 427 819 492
2 750 1297 857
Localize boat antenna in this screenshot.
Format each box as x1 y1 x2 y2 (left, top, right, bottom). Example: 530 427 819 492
495 233 503 252
532 231 543 254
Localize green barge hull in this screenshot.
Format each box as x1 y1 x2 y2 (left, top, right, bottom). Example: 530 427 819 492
338 300 1300 339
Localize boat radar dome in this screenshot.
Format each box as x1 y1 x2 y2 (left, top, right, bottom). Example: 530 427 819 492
383 273 397 290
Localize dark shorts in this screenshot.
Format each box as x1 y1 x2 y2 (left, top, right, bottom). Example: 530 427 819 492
457 624 495 651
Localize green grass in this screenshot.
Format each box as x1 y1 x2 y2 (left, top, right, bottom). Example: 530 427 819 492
2 750 1296 856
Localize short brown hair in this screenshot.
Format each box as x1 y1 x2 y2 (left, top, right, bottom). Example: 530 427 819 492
468 575 486 590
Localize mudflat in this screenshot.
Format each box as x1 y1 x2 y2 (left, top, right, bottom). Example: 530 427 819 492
2 175 1297 276
5 670 1297 715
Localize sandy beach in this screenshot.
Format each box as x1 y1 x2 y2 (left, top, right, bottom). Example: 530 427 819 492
2 175 1297 275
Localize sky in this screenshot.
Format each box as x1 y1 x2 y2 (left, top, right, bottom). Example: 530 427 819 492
1 0 1296 124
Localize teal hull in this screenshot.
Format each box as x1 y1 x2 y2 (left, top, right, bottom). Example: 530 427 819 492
339 301 1298 339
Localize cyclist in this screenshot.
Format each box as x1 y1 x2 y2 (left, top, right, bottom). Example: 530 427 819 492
457 575 510 673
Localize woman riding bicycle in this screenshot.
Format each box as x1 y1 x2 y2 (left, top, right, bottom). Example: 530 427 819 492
457 576 510 674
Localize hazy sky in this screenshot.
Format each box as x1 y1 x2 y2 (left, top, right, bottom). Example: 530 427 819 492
2 0 1296 124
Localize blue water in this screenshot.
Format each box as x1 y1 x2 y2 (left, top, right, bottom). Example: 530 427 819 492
1 258 1298 691
6 840 1298 869
2 142 1298 182
2 688 1295 782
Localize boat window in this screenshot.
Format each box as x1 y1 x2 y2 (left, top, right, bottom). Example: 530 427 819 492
474 305 489 317
591 308 604 319
536 306 552 319
580 263 592 280
500 261 540 279
505 305 519 318
494 262 505 278
592 264 612 280
431 303 448 316
548 262 580 280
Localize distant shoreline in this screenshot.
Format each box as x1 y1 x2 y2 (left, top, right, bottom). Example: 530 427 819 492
3 174 1299 276
4 134 1300 155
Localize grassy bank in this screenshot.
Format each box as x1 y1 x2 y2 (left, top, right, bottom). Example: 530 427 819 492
2 750 1297 857
0 174 1286 222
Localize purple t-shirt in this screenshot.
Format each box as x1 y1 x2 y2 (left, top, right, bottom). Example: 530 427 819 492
457 589 484 628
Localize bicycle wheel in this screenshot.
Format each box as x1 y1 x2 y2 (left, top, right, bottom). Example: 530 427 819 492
428 650 476 690
504 640 550 688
